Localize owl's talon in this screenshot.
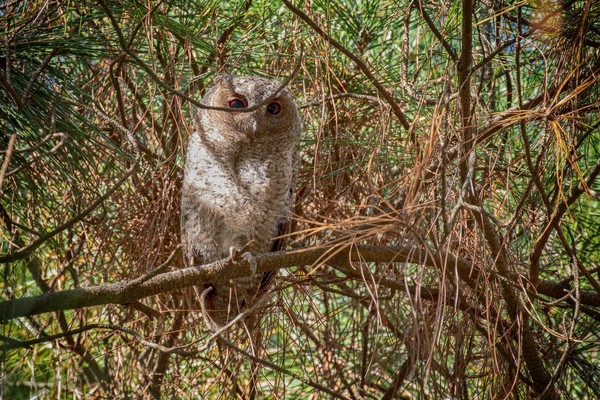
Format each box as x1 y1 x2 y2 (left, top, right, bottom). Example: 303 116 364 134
228 246 257 275
242 251 257 275
228 245 240 260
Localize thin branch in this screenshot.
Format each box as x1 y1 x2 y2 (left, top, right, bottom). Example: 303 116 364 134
97 0 301 113
472 37 517 72
218 336 352 400
0 133 17 193
457 0 474 182
0 132 61 155
4 132 68 177
0 72 23 109
0 109 140 264
529 157 600 287
281 0 412 131
416 1 457 62
299 92 387 109
21 47 62 108
470 202 558 399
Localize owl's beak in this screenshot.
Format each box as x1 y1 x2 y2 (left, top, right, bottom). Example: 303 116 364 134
240 115 259 140
243 116 258 140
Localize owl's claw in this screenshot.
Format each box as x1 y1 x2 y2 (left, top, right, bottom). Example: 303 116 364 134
242 251 257 275
228 245 258 275
228 245 239 260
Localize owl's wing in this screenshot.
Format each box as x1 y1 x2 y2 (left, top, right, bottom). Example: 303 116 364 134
257 219 289 293
270 219 289 253
258 154 298 293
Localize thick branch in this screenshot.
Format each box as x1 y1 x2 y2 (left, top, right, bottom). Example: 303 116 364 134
0 244 474 321
2 243 597 323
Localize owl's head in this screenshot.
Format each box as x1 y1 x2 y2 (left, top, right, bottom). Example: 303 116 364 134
195 75 301 146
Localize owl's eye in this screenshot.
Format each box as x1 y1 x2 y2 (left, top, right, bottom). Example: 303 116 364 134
228 98 247 109
266 101 282 115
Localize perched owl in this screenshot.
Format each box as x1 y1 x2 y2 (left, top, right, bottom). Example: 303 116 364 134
181 75 301 329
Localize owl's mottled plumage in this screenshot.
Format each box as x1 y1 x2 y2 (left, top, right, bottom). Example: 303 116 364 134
181 75 300 328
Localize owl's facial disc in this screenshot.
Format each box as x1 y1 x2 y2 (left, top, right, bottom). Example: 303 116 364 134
211 85 294 139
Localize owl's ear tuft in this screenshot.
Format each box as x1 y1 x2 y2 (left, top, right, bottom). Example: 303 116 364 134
213 74 233 87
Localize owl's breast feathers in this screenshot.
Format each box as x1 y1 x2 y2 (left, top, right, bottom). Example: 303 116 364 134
235 140 296 247
182 131 295 257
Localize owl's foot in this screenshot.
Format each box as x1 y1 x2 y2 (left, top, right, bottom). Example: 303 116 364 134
228 245 258 275
242 252 257 275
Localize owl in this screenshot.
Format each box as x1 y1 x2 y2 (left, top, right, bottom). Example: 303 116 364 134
181 75 301 329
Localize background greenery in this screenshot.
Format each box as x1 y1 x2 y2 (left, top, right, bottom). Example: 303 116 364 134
2 0 600 398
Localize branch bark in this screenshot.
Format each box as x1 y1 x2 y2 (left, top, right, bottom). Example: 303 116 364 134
2 243 598 322
0 244 469 321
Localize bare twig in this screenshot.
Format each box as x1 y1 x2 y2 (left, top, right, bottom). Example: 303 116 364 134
98 0 302 113
0 133 17 193
281 0 412 131
0 109 141 264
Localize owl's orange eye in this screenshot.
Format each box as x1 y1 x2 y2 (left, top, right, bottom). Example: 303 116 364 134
266 101 281 115
228 98 246 108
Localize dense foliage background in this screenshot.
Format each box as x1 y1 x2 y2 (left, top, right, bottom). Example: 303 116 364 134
2 0 600 398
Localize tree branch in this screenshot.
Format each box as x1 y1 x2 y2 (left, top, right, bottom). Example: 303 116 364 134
2 243 597 323
529 157 600 286
457 0 474 182
0 244 472 321
416 1 457 62
281 0 412 131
